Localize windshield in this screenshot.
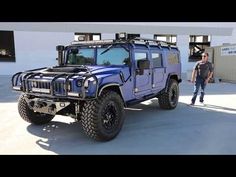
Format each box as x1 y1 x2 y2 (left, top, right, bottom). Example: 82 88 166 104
66 46 130 66
67 48 95 65
97 47 130 66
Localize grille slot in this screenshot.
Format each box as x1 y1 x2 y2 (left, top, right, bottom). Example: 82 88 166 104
29 80 51 94
54 82 64 93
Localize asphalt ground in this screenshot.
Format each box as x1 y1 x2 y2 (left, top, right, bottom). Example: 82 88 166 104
1 75 236 154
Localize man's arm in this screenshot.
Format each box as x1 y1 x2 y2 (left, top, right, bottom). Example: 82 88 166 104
205 71 213 84
205 63 214 84
191 69 197 83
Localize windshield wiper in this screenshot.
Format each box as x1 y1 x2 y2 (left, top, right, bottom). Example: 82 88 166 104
100 44 129 55
100 45 114 55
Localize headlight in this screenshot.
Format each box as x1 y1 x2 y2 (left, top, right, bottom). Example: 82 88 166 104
77 80 82 87
68 83 71 91
84 79 89 88
84 77 95 88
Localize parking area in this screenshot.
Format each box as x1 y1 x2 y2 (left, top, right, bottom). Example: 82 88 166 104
1 75 236 154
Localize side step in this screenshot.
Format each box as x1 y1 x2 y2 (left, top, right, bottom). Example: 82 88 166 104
126 93 157 107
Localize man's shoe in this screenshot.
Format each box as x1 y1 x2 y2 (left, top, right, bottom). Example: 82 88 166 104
199 101 205 106
189 102 194 106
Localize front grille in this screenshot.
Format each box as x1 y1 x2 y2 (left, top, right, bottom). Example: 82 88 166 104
28 80 69 95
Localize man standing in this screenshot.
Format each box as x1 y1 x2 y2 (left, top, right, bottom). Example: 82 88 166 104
190 52 214 105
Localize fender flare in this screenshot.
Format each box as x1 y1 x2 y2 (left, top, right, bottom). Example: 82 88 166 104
164 73 182 92
98 83 123 97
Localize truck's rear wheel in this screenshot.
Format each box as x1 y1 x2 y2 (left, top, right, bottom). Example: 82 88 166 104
81 91 124 141
158 79 179 109
18 94 54 125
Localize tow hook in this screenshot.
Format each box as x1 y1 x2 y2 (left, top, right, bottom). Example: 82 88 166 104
27 98 70 115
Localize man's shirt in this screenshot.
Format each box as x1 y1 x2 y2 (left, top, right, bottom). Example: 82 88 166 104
194 61 213 79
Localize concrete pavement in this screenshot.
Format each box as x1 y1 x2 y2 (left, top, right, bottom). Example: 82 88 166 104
1 75 236 154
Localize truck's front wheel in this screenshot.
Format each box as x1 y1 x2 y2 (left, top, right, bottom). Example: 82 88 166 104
18 94 54 125
81 91 125 141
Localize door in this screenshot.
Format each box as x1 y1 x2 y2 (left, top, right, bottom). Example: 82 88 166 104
151 52 165 90
134 51 152 96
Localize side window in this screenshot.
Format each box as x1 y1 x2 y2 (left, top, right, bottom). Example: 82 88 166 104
151 53 162 68
134 52 147 61
134 52 149 70
168 52 179 65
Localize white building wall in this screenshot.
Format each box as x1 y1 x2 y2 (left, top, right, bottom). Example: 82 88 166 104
176 35 193 72
140 34 153 39
101 33 115 39
0 31 73 75
227 28 236 44
1 29 236 75
211 36 232 46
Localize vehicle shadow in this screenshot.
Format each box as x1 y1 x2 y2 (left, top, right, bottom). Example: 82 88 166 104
26 99 236 154
26 99 180 154
27 120 97 153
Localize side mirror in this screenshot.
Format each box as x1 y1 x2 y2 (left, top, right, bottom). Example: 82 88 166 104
137 59 150 75
123 57 131 66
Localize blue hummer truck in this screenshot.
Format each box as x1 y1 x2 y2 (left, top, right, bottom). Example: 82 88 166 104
12 35 181 141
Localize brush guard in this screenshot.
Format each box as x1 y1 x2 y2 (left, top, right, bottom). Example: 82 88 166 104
12 67 98 100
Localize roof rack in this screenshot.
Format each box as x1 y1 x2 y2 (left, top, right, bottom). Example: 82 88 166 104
71 39 115 45
130 37 177 48
69 37 177 49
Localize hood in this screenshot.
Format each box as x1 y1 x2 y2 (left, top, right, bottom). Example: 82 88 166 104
88 65 130 81
88 66 123 75
42 65 130 81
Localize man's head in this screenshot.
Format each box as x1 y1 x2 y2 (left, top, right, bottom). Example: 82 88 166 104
201 52 209 62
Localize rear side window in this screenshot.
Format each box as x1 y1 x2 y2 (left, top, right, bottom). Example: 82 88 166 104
168 52 179 65
151 53 162 67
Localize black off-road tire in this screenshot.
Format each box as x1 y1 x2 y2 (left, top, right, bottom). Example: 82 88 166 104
158 79 179 109
18 94 54 125
81 91 125 141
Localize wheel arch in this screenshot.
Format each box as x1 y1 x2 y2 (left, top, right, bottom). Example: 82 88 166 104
164 73 181 92
98 83 125 104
